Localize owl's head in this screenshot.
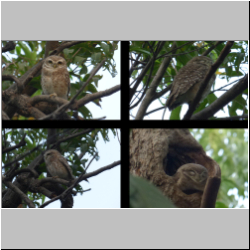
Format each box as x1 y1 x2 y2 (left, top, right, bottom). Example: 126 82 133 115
175 163 208 194
43 149 59 163
187 56 213 66
43 55 67 69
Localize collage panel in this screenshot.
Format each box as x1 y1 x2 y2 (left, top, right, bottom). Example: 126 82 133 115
2 41 120 120
129 41 248 120
130 128 248 209
2 128 121 208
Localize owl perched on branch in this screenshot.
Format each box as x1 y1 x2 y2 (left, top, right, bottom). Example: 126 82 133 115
43 149 75 208
165 56 215 111
173 163 208 194
43 149 75 182
41 55 70 100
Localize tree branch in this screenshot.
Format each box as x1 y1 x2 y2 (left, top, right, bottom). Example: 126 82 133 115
184 41 235 120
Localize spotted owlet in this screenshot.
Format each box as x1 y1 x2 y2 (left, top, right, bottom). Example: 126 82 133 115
173 163 208 194
165 56 215 111
43 149 75 182
41 55 70 100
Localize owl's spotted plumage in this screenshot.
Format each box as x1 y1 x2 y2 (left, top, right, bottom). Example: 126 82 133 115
43 149 75 181
165 56 215 111
41 55 70 100
43 149 75 208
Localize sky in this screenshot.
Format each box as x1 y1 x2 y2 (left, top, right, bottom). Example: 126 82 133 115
44 129 121 208
85 43 120 120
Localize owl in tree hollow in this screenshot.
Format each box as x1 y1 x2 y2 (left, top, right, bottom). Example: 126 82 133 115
41 55 70 100
43 149 75 181
173 163 208 194
165 56 215 110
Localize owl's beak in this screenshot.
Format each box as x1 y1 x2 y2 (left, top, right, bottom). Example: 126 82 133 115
53 64 57 68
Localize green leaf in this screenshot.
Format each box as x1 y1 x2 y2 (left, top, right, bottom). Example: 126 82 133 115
130 174 176 208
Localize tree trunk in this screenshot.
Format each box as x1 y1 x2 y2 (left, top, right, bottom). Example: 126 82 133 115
130 129 221 208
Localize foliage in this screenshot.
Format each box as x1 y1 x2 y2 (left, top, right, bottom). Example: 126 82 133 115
2 128 117 207
2 41 118 119
130 174 176 208
190 129 248 208
130 41 248 119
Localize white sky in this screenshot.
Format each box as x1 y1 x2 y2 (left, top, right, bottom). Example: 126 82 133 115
45 129 121 208
85 43 120 120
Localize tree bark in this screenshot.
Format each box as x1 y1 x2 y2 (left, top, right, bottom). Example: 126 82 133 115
130 129 221 208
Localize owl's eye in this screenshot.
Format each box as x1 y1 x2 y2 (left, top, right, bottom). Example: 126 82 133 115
188 170 196 176
48 60 53 64
58 61 62 65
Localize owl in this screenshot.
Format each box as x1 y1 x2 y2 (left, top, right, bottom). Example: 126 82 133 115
173 163 208 194
43 149 75 182
41 55 70 100
165 56 215 111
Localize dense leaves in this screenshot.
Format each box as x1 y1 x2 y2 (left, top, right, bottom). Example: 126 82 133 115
2 41 118 119
190 129 248 208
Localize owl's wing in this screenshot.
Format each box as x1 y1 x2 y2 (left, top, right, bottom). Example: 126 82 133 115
173 64 206 95
58 155 75 180
166 63 209 110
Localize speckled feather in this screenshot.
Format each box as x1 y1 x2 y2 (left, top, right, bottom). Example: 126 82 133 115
166 56 215 110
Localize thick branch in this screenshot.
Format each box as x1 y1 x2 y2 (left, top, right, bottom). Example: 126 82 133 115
3 180 35 208
191 74 248 120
